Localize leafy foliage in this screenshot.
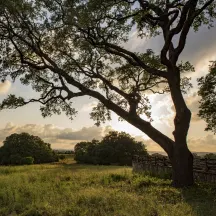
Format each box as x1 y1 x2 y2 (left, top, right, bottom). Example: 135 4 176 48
0 0 210 124
74 131 148 165
198 61 216 133
0 133 58 165
21 156 34 165
203 153 216 159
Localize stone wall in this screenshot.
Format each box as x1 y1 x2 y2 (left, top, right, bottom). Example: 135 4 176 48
132 155 216 183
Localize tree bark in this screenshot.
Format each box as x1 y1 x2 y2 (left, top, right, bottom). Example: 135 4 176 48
170 144 194 187
166 69 194 187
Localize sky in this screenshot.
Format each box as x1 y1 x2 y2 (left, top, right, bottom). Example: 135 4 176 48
0 23 216 153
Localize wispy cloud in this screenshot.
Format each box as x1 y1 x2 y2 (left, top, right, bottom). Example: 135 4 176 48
188 135 216 152
0 80 11 94
0 123 113 149
135 134 216 153
81 101 98 112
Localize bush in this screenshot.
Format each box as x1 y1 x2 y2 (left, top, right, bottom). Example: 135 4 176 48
58 155 66 160
0 133 58 165
10 154 22 165
74 131 148 166
21 156 34 165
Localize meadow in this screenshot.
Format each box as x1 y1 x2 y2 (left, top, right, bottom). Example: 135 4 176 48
0 156 215 216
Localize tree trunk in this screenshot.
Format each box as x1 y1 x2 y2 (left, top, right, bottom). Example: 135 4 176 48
170 144 194 187
165 69 194 187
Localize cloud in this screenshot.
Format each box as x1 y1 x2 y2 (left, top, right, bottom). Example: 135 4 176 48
57 126 103 140
0 120 215 153
150 94 175 135
180 25 216 67
0 123 60 140
135 135 165 152
0 80 11 94
188 134 216 152
135 133 216 153
140 24 216 67
0 123 113 149
125 29 147 52
81 101 98 112
185 93 202 122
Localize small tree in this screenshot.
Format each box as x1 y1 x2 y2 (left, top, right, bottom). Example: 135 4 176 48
0 133 58 165
198 61 216 133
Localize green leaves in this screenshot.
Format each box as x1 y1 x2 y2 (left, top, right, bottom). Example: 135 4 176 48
40 98 77 120
193 0 216 31
0 94 26 110
198 61 216 133
90 102 111 126
0 132 58 165
74 130 148 165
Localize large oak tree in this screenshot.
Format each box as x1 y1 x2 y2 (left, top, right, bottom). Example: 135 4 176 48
0 0 215 187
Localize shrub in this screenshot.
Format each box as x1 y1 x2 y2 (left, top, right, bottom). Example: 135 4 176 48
74 131 148 166
0 133 58 165
58 155 66 160
21 156 34 165
10 154 22 165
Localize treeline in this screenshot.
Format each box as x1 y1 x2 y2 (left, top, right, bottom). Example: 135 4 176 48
193 153 216 159
54 150 74 154
0 133 58 165
74 131 148 166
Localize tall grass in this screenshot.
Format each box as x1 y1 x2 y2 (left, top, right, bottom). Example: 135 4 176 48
0 157 215 216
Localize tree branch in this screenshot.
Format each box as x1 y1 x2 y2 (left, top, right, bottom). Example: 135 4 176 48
101 42 168 78
174 0 198 61
195 0 215 17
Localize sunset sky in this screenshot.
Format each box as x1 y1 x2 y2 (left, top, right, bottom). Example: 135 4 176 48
0 24 216 153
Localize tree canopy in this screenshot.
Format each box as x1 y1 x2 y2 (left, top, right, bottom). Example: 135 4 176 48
0 132 58 165
74 131 148 165
0 0 215 187
198 61 216 133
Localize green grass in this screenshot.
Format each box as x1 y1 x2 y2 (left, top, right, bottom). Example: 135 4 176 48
0 157 215 216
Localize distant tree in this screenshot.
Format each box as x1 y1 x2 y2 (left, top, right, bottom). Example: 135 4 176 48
74 139 100 164
74 131 148 165
192 153 201 159
65 150 74 154
151 153 167 158
203 153 216 159
198 61 216 133
0 133 58 165
99 131 148 165
55 150 74 154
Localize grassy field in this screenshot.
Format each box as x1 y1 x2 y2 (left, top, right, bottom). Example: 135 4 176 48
0 157 216 216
